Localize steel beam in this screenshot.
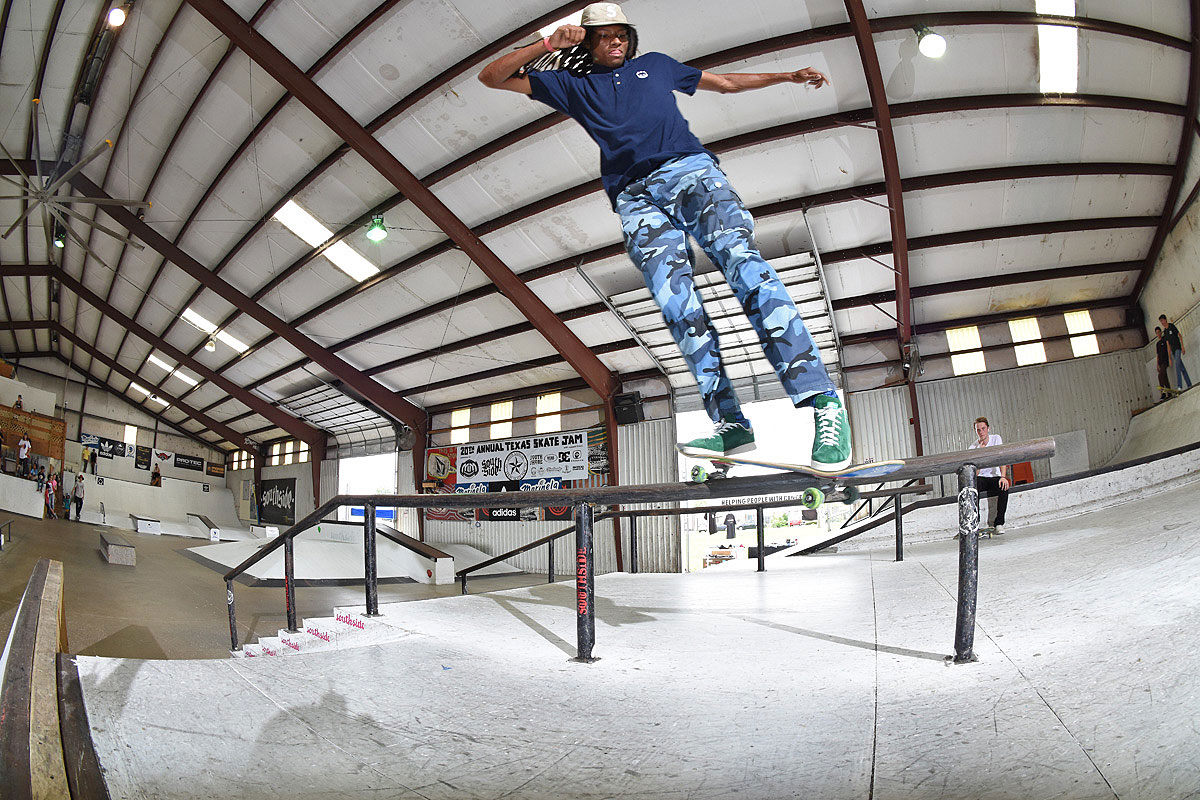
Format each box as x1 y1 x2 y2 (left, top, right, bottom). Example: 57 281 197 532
65 173 424 431
1134 0 1200 300
55 327 256 451
53 268 325 447
186 0 620 400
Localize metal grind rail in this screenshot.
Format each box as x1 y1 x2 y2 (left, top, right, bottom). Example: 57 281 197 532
222 438 1054 665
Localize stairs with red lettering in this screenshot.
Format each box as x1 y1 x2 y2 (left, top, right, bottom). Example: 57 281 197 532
231 606 409 658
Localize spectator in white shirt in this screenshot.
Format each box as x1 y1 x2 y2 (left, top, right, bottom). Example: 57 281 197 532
968 416 1010 534
18 433 32 478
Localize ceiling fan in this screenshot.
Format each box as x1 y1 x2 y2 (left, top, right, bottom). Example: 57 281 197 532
0 98 149 266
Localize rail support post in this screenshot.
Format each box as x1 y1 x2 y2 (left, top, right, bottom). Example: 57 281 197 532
364 502 380 617
629 515 639 575
226 579 240 652
548 536 556 583
283 535 298 632
895 498 905 562
572 502 598 663
952 464 980 664
756 506 766 572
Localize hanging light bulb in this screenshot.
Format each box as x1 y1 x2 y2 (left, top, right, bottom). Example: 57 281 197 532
108 5 127 27
365 215 387 242
205 338 217 352
53 227 66 248
915 26 947 59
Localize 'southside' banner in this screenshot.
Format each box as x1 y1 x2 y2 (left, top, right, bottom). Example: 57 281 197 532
259 478 296 526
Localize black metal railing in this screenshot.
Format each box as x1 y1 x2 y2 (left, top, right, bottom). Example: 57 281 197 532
0 518 12 550
220 437 1055 666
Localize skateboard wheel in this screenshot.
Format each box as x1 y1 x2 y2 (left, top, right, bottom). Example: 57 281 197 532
841 486 860 505
690 464 707 483
801 487 824 509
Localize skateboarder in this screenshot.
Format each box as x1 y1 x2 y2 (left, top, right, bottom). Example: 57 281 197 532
1154 326 1172 400
478 2 851 470
1158 315 1191 392
969 417 1009 534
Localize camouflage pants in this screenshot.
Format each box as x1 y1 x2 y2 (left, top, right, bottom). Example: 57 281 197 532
616 153 832 425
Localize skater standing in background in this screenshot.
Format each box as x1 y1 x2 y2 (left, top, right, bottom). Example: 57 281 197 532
968 416 1010 535
1158 314 1191 392
1154 326 1172 400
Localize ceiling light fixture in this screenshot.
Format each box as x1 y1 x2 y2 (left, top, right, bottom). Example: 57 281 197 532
205 338 217 352
365 215 387 242
52 226 65 248
915 25 947 59
108 5 127 27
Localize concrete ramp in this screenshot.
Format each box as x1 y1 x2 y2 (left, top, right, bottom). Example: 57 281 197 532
1109 388 1200 464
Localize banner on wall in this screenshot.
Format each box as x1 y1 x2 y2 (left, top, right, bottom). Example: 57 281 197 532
206 463 225 477
174 453 204 472
424 428 607 522
153 449 173 465
259 478 296 526
134 445 151 470
81 433 128 459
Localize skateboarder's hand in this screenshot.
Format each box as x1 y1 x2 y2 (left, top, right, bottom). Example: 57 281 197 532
999 477 1010 491
547 25 586 50
790 67 829 88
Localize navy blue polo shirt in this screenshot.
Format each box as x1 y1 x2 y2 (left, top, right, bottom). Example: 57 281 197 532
528 52 716 208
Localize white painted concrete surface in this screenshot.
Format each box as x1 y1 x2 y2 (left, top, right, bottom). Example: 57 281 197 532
0 472 44 519
75 480 1200 798
1108 386 1200 464
78 475 244 538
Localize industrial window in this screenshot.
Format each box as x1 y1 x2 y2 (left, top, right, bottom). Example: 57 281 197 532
535 392 562 433
1008 318 1047 366
946 326 986 376
491 400 513 440
123 424 137 448
1036 0 1077 94
1064 310 1100 357
298 441 310 463
450 408 470 444
231 450 255 470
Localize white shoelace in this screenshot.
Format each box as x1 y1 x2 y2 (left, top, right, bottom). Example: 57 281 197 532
714 421 742 436
815 405 842 446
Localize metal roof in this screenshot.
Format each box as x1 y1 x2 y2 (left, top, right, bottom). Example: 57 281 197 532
1 0 1193 452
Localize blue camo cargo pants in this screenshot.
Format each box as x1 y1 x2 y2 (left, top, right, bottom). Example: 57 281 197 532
616 152 833 426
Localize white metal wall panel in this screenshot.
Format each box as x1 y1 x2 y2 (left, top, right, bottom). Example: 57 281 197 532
617 417 681 573
319 458 338 508
849 351 1149 495
423 517 622 577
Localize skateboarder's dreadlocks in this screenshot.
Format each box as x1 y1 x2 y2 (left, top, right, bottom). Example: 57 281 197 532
480 2 853 470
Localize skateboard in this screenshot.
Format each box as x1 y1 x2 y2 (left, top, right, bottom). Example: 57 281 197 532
978 526 1002 538
1158 386 1183 400
677 446 905 509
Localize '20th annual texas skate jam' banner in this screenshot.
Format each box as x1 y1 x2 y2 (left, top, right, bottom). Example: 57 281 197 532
424 429 608 523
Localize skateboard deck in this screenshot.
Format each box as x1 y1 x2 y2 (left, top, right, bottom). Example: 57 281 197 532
1159 385 1183 399
677 445 905 509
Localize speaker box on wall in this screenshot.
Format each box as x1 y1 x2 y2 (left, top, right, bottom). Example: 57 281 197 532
612 391 645 425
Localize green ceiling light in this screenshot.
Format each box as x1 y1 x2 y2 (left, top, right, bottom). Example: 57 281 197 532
366 215 387 242
53 227 66 248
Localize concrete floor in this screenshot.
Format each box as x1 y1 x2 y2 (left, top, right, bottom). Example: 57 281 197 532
0 516 540 660
72 479 1200 799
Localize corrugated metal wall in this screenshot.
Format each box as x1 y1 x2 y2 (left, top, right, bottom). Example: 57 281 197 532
849 350 1149 494
423 417 680 576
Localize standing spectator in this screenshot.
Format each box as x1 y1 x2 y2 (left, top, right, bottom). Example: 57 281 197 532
1154 326 1172 400
13 394 23 410
18 432 32 478
72 474 85 521
45 473 57 519
1158 314 1192 391
89 447 97 474
150 462 162 487
36 465 45 492
968 416 1010 535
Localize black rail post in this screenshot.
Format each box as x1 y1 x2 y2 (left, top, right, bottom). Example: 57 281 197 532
548 537 556 583
629 515 639 574
364 503 380 616
226 579 240 652
283 535 298 632
573 502 598 663
755 506 765 572
460 574 468 595
952 464 980 664
894 498 905 562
